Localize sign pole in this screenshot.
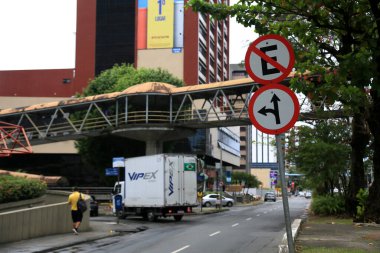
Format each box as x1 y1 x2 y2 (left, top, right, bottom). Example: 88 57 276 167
117 167 120 224
220 147 223 211
113 157 125 225
276 134 294 253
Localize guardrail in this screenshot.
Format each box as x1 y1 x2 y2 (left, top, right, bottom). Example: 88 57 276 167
48 187 114 202
0 191 90 244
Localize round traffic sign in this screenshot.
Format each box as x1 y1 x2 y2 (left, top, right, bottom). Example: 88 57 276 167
248 84 299 134
245 34 295 85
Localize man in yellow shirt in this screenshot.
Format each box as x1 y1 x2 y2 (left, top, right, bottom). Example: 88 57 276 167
68 187 82 235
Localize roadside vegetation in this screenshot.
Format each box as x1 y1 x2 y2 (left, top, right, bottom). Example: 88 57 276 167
187 0 380 224
0 175 47 204
75 64 185 186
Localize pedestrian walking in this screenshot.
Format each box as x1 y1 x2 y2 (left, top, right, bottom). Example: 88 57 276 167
68 186 83 235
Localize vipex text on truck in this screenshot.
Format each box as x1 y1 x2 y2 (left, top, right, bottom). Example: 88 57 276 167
112 154 198 221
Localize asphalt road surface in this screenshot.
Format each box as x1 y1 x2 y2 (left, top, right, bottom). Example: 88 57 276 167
53 197 310 253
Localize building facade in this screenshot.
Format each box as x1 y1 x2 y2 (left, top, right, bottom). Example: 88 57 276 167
0 0 239 169
0 0 230 100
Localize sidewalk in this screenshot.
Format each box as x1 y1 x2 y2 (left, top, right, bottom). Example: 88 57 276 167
295 216 380 252
0 206 228 253
11 201 378 253
0 220 140 253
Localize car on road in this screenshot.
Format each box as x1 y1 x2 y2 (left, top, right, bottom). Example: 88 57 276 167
297 191 305 197
264 192 276 202
90 195 99 216
305 191 312 199
202 194 234 207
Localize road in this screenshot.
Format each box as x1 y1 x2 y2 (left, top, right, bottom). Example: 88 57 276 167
53 197 310 253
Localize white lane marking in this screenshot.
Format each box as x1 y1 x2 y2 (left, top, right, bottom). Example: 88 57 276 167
232 223 239 227
264 211 268 214
171 245 190 253
209 231 221 237
256 214 261 216
246 217 252 221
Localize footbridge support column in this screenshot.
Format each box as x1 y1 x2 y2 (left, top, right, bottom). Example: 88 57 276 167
145 140 163 156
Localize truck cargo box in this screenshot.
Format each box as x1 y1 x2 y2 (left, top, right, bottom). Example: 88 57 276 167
124 154 197 207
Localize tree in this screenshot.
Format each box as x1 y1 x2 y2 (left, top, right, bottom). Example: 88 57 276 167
187 0 380 223
231 171 261 189
81 64 184 96
287 120 351 197
76 64 184 185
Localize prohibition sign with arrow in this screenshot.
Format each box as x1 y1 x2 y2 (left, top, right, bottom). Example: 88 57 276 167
248 84 299 135
245 34 298 253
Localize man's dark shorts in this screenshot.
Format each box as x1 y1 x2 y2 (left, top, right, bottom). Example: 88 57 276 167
71 210 83 222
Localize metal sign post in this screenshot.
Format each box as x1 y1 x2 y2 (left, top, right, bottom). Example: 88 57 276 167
276 134 294 253
245 34 297 253
113 157 124 224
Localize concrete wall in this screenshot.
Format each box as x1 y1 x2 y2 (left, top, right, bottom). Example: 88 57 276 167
0 196 46 213
137 49 184 80
251 168 271 189
0 192 90 244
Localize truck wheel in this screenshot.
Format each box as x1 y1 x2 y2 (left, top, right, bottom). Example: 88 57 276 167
147 211 157 222
174 215 183 221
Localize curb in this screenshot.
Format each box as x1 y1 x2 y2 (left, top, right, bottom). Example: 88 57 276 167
278 219 302 253
34 232 122 253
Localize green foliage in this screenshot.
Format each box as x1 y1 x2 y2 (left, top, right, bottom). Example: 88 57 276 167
81 64 184 97
356 188 368 221
286 120 351 195
76 64 185 185
0 175 47 204
231 171 261 188
187 0 380 222
311 195 346 216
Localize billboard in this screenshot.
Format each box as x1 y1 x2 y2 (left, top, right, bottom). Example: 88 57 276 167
137 0 183 49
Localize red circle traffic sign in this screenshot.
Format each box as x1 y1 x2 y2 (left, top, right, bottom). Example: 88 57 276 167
245 34 295 85
248 84 299 135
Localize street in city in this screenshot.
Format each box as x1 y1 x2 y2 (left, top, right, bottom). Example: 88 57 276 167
48 197 309 253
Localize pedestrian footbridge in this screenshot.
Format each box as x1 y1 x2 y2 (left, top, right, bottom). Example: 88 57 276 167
0 79 259 148
0 75 340 154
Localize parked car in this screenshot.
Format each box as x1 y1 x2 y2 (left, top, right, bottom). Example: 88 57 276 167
202 194 234 207
264 192 276 202
305 191 312 199
90 195 99 216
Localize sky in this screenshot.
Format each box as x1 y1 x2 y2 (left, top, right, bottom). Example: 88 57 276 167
229 0 258 64
0 0 257 70
0 0 76 71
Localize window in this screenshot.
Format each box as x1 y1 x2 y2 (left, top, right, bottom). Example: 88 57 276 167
210 39 216 51
199 41 207 56
210 22 216 35
199 22 207 39
210 55 215 68
210 72 216 83
199 61 207 77
218 127 240 156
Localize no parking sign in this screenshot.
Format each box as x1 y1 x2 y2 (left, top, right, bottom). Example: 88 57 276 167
245 34 295 85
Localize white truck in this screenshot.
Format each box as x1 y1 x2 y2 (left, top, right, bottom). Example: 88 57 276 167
112 154 198 221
